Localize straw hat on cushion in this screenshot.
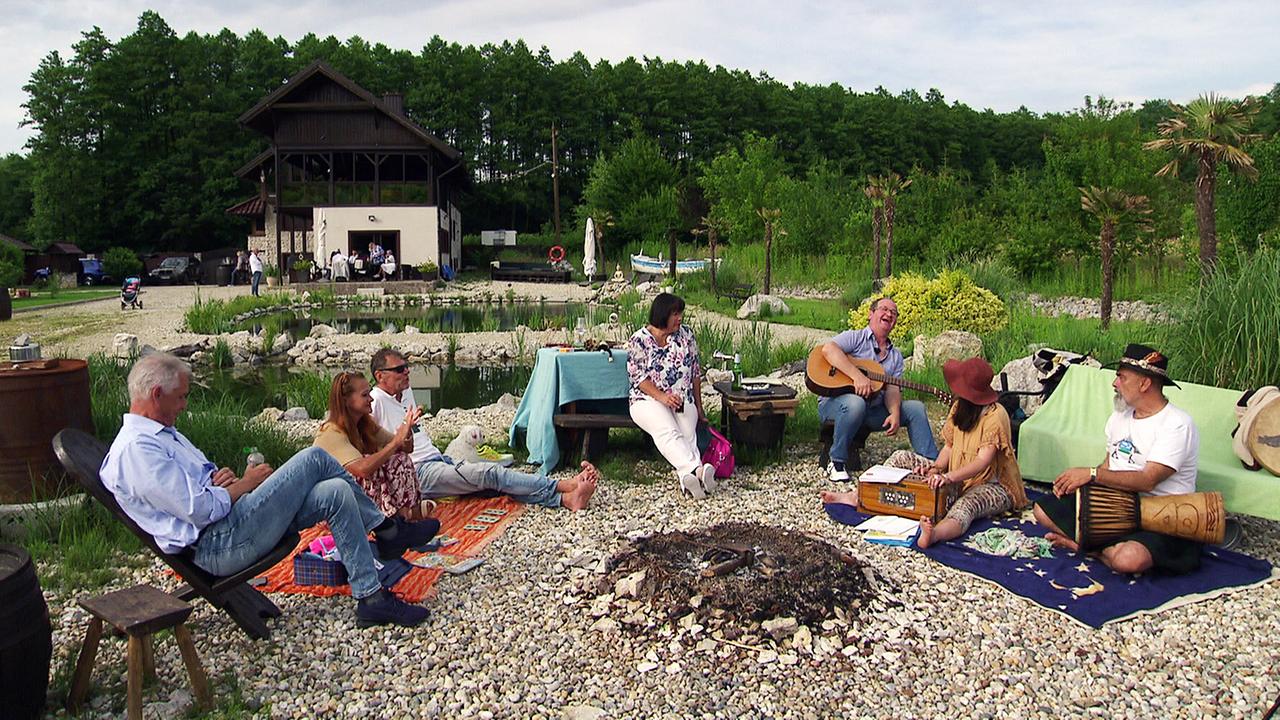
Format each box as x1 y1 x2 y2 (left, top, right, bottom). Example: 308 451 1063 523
942 357 999 406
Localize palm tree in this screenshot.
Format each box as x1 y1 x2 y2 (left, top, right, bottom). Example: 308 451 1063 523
1143 93 1259 269
694 214 729 292
878 172 912 277
863 178 884 282
1079 186 1153 329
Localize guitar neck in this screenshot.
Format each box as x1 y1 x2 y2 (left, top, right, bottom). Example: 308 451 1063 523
861 367 950 402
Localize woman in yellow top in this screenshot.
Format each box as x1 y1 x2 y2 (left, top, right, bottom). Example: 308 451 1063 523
314 371 431 522
913 357 1028 547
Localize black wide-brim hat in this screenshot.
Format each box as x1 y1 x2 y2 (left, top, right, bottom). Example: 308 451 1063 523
1103 343 1181 389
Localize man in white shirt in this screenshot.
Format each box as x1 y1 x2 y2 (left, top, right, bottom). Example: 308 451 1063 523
248 249 264 296
367 348 599 511
1035 344 1202 574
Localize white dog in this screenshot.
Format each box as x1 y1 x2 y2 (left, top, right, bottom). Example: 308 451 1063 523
444 425 486 464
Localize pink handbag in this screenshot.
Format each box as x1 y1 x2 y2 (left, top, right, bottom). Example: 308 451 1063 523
701 426 735 479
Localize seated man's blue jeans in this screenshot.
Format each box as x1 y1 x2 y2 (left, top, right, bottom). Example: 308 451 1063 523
817 395 938 464
191 447 386 599
416 457 560 508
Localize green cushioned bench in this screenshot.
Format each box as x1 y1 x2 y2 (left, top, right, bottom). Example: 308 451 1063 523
1018 364 1280 521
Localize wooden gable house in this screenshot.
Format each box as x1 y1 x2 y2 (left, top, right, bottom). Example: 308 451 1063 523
230 61 466 277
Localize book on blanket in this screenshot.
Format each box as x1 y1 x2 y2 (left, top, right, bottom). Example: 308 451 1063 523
858 465 912 484
853 514 920 546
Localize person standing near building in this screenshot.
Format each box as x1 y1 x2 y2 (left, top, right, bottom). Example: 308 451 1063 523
248 249 264 297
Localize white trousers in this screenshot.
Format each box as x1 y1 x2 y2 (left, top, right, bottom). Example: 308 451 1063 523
629 397 701 477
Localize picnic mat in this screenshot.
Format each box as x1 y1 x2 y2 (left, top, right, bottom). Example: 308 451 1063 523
824 492 1278 629
256 494 524 602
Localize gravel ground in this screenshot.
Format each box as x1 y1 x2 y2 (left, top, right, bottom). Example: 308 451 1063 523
16 284 1280 719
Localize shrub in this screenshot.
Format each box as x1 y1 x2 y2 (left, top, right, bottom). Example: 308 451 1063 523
102 247 142 281
416 261 438 277
850 269 1007 341
0 259 21 288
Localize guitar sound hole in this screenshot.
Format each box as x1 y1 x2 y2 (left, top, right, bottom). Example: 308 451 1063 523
827 369 837 377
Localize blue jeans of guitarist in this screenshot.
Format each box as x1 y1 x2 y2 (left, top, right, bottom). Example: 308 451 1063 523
818 394 938 466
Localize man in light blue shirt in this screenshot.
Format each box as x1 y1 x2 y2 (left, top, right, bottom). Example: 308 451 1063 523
100 352 439 628
818 297 938 481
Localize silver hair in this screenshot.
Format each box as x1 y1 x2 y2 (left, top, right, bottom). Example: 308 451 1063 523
127 352 192 403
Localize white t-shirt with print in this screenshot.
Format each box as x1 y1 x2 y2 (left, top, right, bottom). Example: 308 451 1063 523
1104 402 1199 496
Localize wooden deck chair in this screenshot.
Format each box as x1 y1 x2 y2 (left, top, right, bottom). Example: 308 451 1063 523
52 428 297 640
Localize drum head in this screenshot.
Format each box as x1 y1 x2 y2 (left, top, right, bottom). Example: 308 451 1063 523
1247 398 1280 476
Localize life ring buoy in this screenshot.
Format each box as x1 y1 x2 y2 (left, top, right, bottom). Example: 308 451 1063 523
548 245 565 263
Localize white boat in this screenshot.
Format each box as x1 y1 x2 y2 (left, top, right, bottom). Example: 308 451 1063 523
630 253 720 275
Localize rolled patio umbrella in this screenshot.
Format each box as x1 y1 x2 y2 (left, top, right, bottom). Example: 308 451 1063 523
583 217 597 278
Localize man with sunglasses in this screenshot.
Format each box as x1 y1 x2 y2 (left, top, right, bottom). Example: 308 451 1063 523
368 348 600 511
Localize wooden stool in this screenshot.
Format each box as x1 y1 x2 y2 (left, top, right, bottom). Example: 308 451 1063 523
67 584 212 720
818 421 873 471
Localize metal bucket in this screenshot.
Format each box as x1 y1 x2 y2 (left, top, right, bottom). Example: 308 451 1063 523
0 358 94 503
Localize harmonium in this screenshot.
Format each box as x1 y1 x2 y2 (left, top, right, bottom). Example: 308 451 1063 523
858 473 961 523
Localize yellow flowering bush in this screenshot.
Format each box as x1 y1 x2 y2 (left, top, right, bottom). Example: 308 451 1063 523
849 269 1007 341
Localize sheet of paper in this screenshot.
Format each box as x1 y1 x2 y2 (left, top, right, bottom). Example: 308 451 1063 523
858 464 912 484
740 376 785 386
853 515 920 535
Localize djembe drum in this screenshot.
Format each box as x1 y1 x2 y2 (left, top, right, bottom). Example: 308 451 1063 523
1075 484 1226 551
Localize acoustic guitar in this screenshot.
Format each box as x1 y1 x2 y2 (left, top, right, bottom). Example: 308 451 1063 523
804 345 953 403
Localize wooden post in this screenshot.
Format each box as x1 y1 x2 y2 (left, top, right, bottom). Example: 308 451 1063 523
552 124 561 248
709 226 718 292
668 229 677 278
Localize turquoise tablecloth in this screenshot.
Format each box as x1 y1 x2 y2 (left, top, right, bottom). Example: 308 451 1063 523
1018 364 1280 520
510 347 630 474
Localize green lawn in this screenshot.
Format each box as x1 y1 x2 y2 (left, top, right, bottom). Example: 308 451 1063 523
10 287 119 310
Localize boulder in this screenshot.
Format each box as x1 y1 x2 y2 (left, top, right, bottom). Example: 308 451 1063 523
404 325 420 334
280 406 310 422
113 333 139 358
270 333 294 355
309 323 337 338
907 330 983 369
736 294 792 320
226 330 252 349
995 356 1045 415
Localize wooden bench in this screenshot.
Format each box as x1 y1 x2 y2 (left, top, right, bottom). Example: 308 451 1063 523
68 584 212 719
553 413 639 464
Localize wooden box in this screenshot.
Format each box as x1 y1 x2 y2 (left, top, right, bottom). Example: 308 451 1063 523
857 475 962 523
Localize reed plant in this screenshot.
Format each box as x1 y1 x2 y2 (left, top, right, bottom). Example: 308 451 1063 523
1161 249 1280 390
184 291 303 334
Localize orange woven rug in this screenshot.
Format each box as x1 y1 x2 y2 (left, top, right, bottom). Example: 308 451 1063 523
255 494 524 602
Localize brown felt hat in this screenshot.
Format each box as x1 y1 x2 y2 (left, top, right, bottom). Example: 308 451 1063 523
942 357 999 406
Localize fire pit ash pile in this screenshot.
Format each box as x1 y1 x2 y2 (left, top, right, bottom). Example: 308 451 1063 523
576 522 899 658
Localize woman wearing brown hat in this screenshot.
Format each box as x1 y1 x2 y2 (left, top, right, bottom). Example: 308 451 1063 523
827 357 1030 546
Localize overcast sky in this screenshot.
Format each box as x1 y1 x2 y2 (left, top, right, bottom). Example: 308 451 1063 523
1 0 1277 155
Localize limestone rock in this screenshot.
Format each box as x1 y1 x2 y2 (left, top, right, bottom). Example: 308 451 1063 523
280 406 310 422
907 330 983 369
762 616 799 640
270 333 294 355
736 294 792 320
614 570 651 599
309 323 337 338
113 333 139 358
562 705 607 720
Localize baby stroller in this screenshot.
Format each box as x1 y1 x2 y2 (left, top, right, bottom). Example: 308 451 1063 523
120 276 143 310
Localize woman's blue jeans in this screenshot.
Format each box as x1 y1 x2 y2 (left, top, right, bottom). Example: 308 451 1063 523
191 447 386 599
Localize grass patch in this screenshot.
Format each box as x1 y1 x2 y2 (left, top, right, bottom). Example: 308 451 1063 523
184 290 301 334
20 499 145 591
10 287 119 310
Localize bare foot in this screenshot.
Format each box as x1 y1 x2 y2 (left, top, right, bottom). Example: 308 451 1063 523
916 515 934 549
820 490 859 507
562 473 598 511
1045 532 1080 552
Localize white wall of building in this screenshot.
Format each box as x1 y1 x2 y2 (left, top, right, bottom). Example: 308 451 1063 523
315 206 440 268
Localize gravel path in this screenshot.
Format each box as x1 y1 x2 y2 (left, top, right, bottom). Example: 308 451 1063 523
15 284 1280 719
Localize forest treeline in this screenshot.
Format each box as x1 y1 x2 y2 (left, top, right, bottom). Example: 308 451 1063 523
3 11 1280 278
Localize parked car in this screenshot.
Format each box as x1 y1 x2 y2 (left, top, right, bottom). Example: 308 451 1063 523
148 256 201 285
78 258 111 286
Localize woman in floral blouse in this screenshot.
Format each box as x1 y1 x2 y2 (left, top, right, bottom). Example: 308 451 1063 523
627 293 718 499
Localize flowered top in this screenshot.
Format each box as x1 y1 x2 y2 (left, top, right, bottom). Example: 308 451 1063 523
627 325 701 406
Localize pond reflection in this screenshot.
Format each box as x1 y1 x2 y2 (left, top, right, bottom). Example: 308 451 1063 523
195 362 531 417
239 301 615 337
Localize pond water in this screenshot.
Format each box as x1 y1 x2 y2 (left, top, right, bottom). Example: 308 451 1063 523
238 301 619 337
194 363 532 416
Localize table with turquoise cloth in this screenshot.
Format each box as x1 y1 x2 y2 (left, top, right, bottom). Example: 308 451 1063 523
1017 364 1280 520
510 347 630 474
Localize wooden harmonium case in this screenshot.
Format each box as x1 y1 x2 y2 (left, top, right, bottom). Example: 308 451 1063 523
858 474 961 523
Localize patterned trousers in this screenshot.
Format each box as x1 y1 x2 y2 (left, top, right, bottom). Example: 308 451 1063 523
884 450 1013 532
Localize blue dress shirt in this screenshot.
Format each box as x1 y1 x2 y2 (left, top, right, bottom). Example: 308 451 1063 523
827 327 905 406
100 414 232 554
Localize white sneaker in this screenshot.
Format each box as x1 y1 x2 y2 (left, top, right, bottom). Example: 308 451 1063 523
699 462 719 495
679 472 707 500
828 463 850 482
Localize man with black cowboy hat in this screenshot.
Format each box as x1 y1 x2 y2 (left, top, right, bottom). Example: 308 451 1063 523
1033 343 1203 574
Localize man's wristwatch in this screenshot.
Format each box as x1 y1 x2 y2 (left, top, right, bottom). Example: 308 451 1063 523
1089 467 1098 483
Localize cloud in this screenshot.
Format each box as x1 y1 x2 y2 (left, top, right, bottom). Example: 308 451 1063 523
1 0 1277 154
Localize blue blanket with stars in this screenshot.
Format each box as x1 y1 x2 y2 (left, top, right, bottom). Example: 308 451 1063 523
824 491 1276 628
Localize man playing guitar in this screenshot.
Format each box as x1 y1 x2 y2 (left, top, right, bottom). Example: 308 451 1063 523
818 297 938 480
